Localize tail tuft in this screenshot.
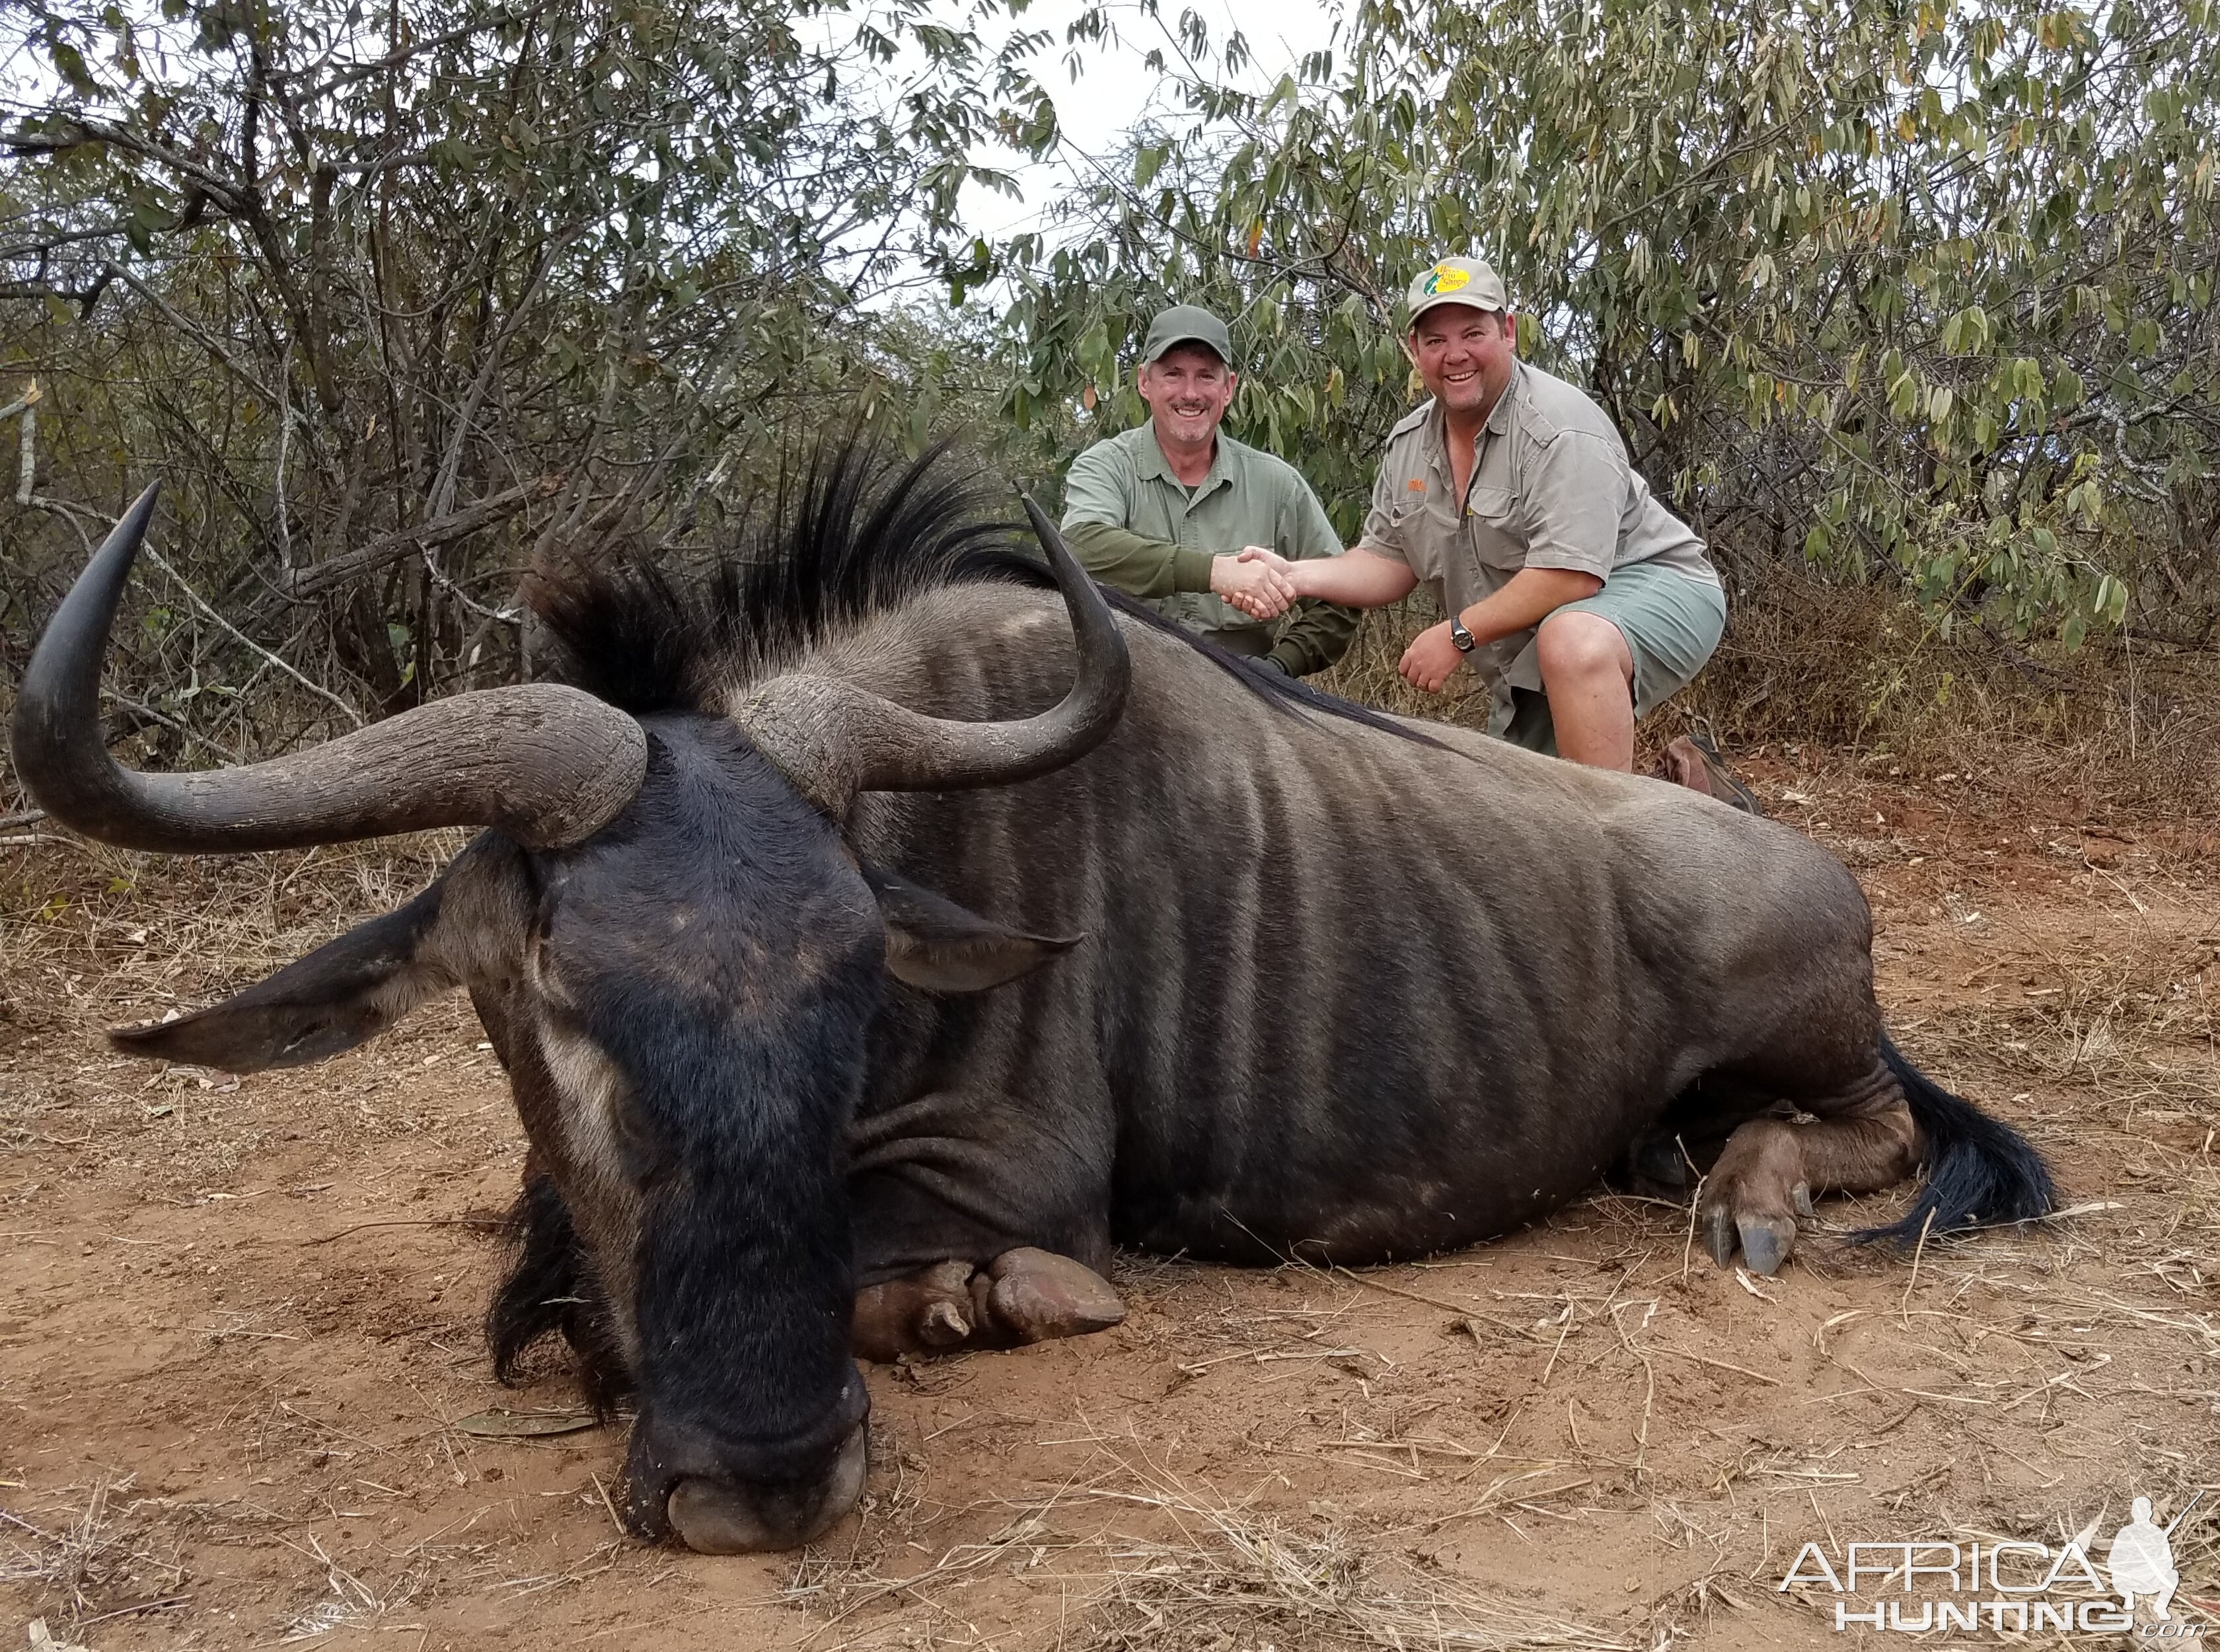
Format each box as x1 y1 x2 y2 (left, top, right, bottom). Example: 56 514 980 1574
1853 1034 2056 1246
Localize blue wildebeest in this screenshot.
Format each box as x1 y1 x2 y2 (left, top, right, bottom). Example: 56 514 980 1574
11 445 2052 1553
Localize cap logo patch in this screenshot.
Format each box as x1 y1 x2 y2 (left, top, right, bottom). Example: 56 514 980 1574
1423 264 1471 296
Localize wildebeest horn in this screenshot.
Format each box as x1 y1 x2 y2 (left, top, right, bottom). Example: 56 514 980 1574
735 496 1132 813
11 482 649 853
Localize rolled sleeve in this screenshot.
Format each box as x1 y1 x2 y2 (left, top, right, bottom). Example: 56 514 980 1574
1519 433 1623 580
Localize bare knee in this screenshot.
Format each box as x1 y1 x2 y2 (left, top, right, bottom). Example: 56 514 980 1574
1536 611 1631 693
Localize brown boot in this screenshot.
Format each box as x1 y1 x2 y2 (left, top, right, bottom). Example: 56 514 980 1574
1658 722 1765 815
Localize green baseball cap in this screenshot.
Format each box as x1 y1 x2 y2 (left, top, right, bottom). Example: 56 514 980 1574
1139 304 1234 368
1405 256 1510 326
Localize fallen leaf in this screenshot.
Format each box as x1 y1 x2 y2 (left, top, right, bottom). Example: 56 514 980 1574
451 1409 601 1438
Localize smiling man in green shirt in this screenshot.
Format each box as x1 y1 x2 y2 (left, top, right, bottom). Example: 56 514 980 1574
1060 305 1358 677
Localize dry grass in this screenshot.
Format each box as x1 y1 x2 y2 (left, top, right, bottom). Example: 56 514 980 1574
1 828 470 1014
0 1478 188 1634
780 1448 1633 1652
1068 1467 1629 1652
1312 576 2220 823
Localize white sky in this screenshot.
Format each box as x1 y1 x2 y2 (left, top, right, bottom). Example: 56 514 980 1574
0 0 1349 298
950 0 1346 242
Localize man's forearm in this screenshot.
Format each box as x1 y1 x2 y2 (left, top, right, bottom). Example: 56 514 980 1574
1267 595 1360 676
1062 520 1215 598
1288 546 1421 607
1460 566 1604 644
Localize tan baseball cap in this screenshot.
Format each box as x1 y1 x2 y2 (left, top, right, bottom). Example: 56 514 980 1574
1405 257 1510 326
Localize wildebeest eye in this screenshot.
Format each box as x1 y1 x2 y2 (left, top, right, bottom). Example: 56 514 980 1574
862 864 1082 994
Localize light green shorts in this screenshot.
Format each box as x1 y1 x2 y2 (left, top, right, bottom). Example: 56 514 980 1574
1503 561 1727 755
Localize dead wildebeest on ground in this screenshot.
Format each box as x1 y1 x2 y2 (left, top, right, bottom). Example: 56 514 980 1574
12 443 2054 1554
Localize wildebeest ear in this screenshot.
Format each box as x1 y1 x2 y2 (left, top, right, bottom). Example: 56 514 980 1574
110 882 455 1072
862 865 1082 993
109 836 530 1072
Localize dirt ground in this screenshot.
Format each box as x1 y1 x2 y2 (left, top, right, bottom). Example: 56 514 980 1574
3 749 2217 1651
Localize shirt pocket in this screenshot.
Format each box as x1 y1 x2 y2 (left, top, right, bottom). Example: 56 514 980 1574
1464 486 1526 572
1382 498 1448 576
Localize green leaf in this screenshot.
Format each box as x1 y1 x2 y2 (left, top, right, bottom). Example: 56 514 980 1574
47 38 98 96
2093 574 2128 626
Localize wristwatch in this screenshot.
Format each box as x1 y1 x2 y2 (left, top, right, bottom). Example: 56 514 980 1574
1449 614 1477 654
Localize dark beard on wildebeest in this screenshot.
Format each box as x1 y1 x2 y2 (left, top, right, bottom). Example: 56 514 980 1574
486 1160 630 1415
10 438 2054 1556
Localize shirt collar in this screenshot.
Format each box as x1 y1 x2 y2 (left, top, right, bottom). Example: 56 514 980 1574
1139 424 1233 494
1485 359 1527 435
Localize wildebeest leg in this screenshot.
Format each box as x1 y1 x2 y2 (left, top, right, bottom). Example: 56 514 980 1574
851 1248 1124 1361
1611 1073 1774 1201
846 1087 1119 1361
1697 1057 1917 1275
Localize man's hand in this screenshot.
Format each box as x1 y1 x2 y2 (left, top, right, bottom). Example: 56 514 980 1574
1212 547 1296 620
1398 620 1465 693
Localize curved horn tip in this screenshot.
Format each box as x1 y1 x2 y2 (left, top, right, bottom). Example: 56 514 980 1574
1018 494 1069 563
76 479 164 592
11 479 165 824
116 478 164 534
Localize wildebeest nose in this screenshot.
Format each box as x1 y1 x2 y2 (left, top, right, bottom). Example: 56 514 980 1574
661 1422 869 1554
624 1384 873 1556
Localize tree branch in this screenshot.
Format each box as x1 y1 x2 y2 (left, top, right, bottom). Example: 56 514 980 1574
282 471 564 597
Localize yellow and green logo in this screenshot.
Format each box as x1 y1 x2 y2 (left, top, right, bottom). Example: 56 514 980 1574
1422 264 1471 297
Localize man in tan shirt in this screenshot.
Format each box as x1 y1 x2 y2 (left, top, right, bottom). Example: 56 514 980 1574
1234 258 1726 769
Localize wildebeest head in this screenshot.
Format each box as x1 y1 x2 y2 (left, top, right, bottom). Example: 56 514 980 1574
9 452 1130 1552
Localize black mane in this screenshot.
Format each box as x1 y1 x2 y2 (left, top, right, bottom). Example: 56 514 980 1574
527 437 1033 714
529 434 1448 751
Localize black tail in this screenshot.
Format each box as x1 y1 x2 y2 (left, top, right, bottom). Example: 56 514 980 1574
1854 1034 2056 1245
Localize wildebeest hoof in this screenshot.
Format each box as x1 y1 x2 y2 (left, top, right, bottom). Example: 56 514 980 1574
918 1298 971 1347
1701 1119 1808 1274
851 1252 1121 1359
984 1248 1125 1345
1737 1214 1796 1275
852 1259 977 1362
1706 1207 1737 1269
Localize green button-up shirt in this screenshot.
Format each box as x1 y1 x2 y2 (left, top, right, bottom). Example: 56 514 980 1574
1061 424 1358 675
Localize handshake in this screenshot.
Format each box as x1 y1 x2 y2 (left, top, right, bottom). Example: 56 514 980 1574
1210 546 1305 620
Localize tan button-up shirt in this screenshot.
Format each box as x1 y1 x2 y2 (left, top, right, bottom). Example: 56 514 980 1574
1358 360 1718 731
